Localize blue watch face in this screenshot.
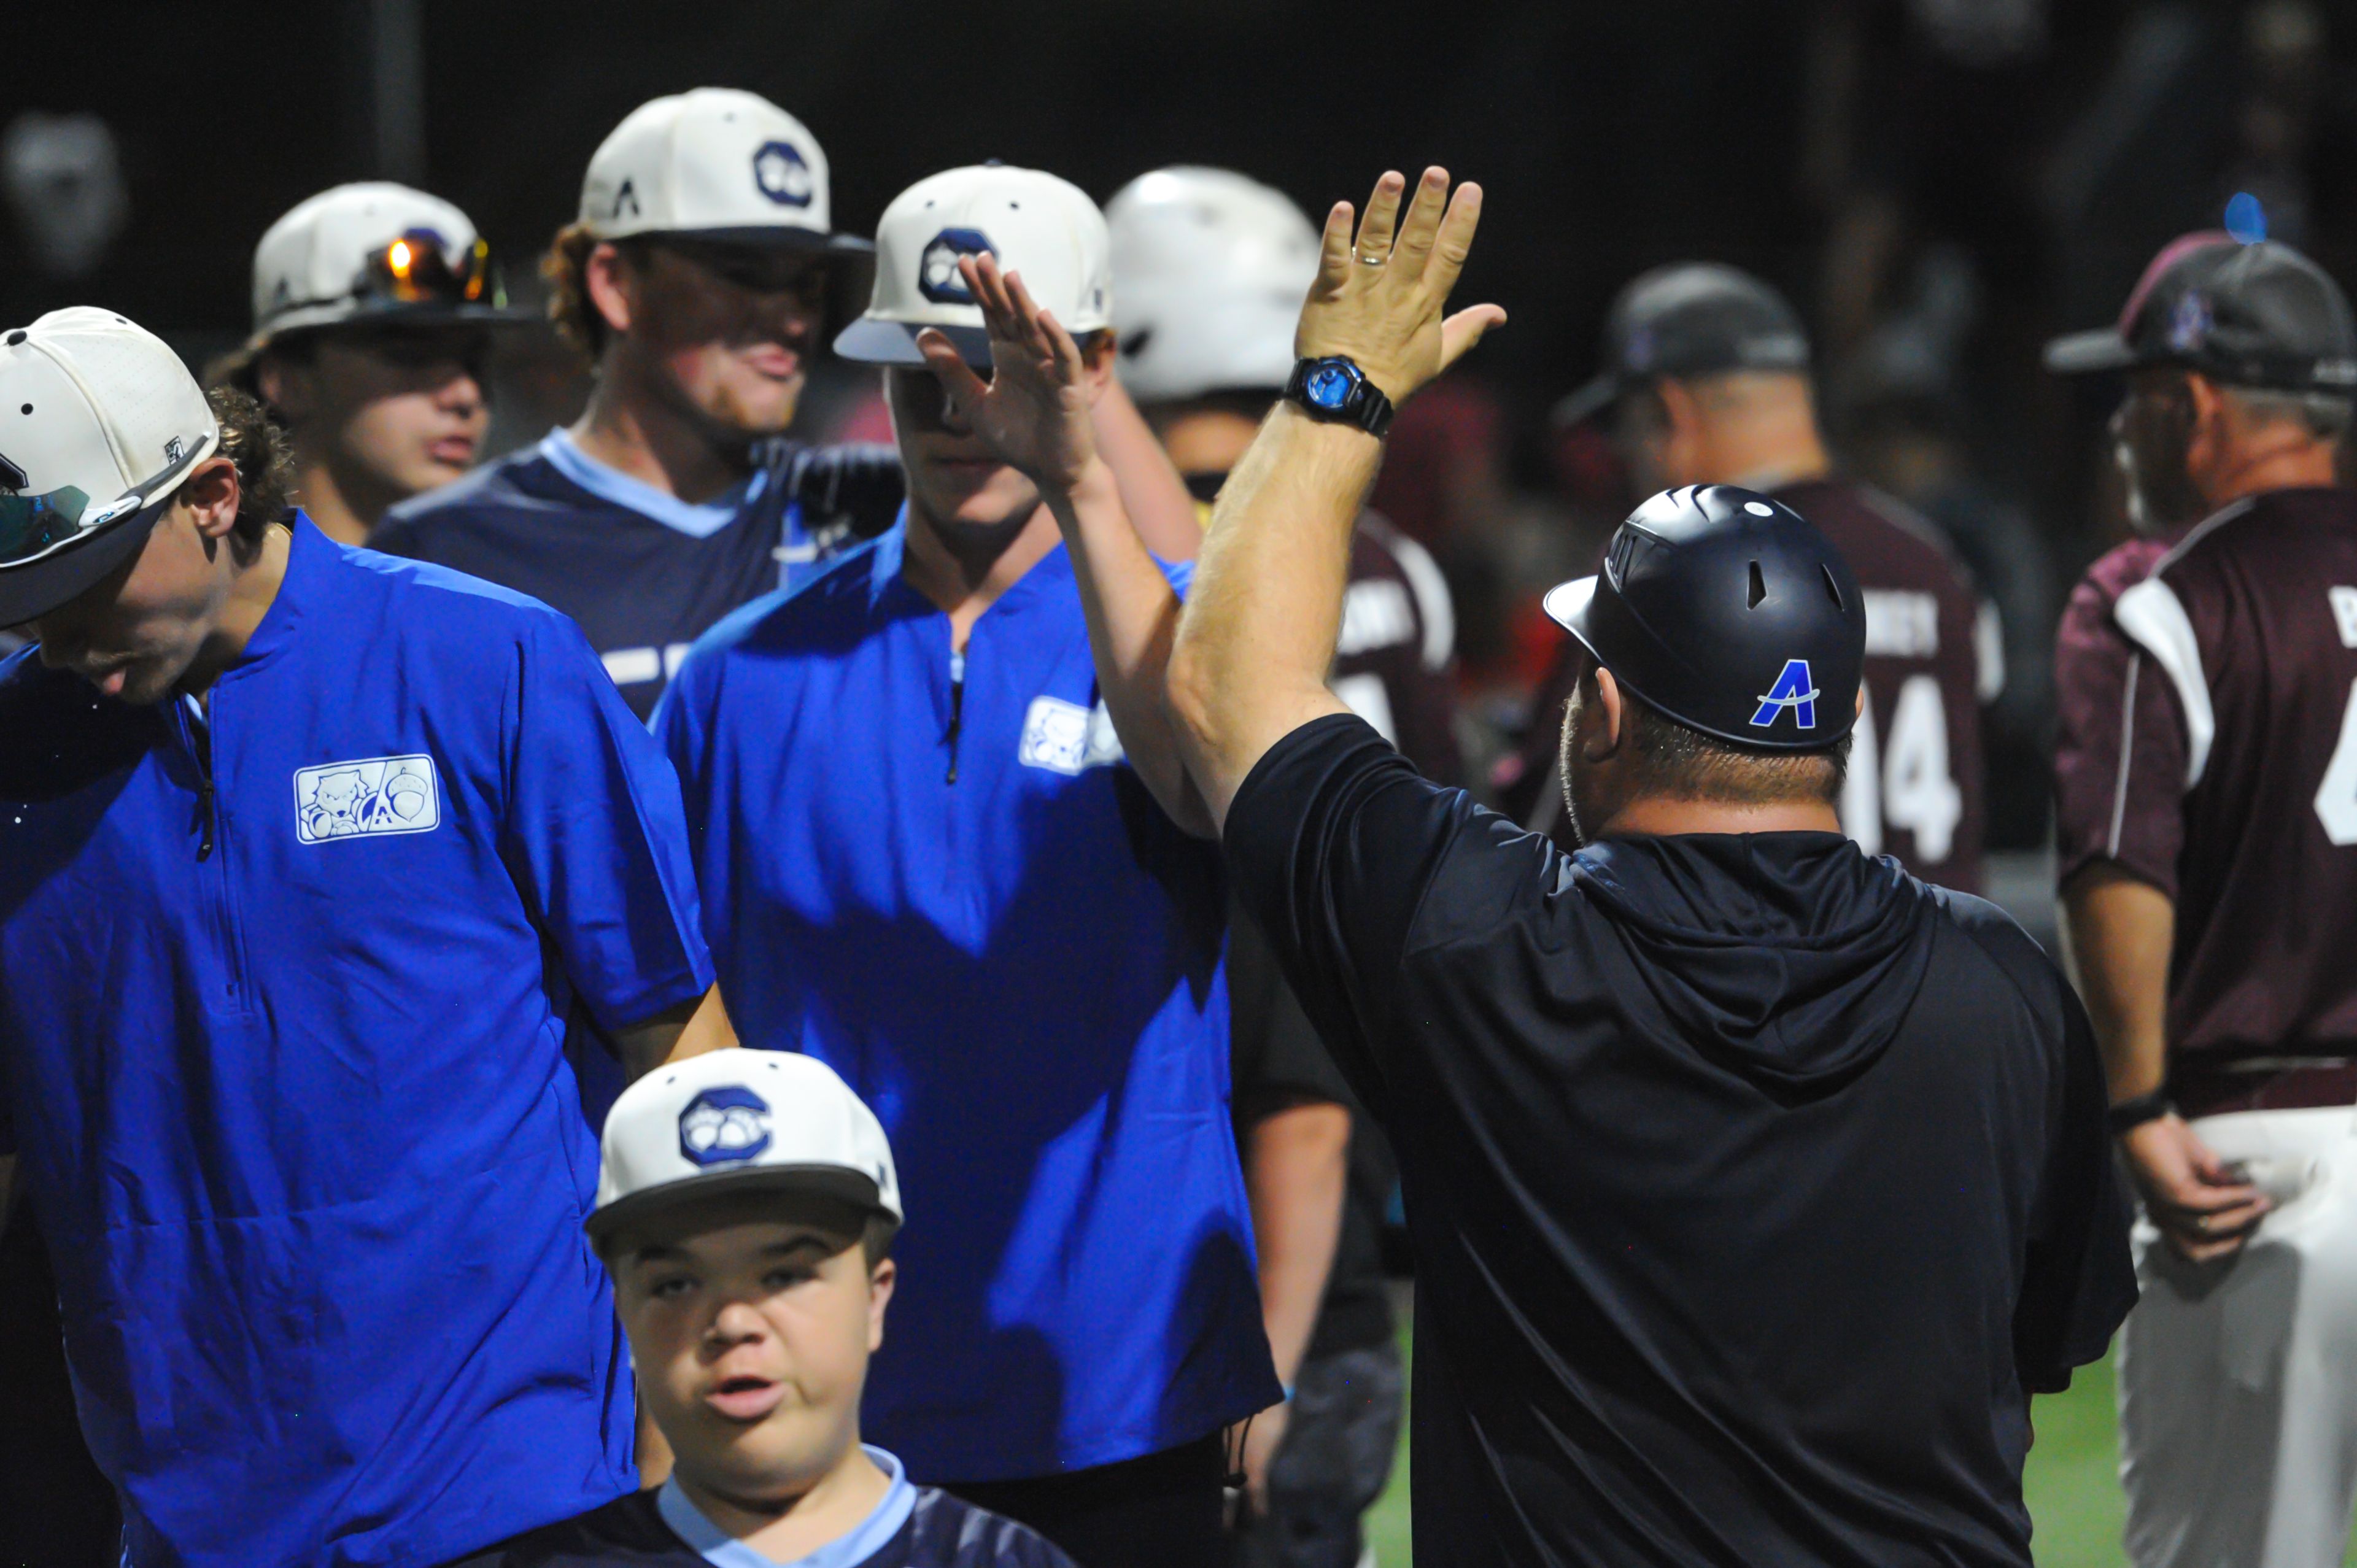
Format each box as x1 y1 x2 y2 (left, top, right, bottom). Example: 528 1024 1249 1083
1304 361 1358 411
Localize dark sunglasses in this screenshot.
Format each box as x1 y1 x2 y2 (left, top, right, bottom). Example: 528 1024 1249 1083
0 484 95 566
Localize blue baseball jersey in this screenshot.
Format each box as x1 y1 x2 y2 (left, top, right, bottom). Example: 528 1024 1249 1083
0 519 714 1567
654 522 1280 1481
375 430 905 718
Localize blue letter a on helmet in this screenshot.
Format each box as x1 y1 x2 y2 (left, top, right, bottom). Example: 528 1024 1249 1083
1750 658 1819 731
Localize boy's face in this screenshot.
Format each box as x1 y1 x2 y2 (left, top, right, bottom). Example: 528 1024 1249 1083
613 1197 893 1501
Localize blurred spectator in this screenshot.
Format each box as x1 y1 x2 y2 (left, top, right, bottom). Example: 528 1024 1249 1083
1105 166 1426 1568
1835 244 2058 847
1514 262 1991 892
210 183 532 544
656 164 1276 1568
375 90 903 719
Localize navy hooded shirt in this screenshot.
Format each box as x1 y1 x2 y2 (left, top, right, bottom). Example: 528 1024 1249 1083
1224 714 2135 1568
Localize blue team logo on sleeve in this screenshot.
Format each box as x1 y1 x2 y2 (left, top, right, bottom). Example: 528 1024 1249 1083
1749 659 1820 732
918 228 995 304
679 1085 773 1167
753 141 815 208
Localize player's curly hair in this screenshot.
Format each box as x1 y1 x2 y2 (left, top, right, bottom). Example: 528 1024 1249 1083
544 221 651 361
204 384 296 547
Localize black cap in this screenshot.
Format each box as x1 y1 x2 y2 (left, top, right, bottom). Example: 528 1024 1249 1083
1555 263 1813 427
2044 233 2357 393
1541 485 1864 752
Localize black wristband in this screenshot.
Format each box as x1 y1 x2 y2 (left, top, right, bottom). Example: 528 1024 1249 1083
2105 1089 2175 1137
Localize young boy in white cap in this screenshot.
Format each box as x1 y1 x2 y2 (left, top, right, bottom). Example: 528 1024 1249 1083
220 182 535 545
471 1048 1075 1568
656 165 1277 1568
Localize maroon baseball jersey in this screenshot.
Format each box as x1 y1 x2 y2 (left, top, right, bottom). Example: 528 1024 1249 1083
1333 513 1462 786
1777 478 1989 894
2054 487 2357 1112
1496 478 1988 890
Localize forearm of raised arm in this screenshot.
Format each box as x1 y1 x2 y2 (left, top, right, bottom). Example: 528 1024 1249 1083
1092 377 1202 563
2060 865 2175 1102
1245 1100 1352 1386
610 984 739 1083
1167 404 1376 826
1047 458 1218 836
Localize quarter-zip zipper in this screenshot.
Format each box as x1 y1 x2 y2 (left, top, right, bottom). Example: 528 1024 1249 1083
172 697 216 860
171 690 252 1010
945 647 967 785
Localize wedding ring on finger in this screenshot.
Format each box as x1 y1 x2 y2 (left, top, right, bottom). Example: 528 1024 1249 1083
1357 250 1388 266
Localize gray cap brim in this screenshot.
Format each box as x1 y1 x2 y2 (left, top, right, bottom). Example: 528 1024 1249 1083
2043 328 2137 376
0 500 164 630
1551 374 1622 430
584 1162 896 1245
832 317 993 369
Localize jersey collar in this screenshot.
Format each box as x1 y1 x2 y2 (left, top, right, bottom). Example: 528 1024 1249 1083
538 428 764 541
656 1446 916 1568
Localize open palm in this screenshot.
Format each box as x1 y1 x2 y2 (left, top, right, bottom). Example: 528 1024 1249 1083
916 253 1098 492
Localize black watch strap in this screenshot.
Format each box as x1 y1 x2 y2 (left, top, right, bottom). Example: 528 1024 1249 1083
1284 357 1396 439
2105 1088 2175 1137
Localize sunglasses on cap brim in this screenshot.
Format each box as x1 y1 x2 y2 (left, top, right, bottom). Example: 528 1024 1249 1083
0 484 142 570
275 230 509 325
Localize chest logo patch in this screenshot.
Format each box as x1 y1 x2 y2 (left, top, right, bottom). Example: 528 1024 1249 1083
1018 695 1126 775
293 754 441 843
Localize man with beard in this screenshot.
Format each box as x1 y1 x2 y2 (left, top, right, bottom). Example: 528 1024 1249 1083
374 89 902 718
2049 228 2357 1568
1161 166 2133 1568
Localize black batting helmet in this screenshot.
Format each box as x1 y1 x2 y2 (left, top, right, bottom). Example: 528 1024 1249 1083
1541 485 1864 751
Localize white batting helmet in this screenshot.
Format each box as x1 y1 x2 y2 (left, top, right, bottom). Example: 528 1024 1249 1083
1105 167 1321 404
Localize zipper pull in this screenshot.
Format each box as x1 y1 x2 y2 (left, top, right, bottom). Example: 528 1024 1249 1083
195 774 215 861
945 649 966 786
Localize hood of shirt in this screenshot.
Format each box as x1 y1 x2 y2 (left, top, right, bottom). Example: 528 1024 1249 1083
1572 832 1938 1096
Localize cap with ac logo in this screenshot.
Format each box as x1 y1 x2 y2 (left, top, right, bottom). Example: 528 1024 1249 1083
834 163 1113 369
1542 485 1865 752
587 1048 903 1246
579 87 869 258
0 307 220 628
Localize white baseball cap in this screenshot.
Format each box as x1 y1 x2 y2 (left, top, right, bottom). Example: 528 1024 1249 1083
1107 168 1320 404
589 1048 903 1246
0 307 219 627
249 182 528 346
834 163 1113 368
579 87 867 256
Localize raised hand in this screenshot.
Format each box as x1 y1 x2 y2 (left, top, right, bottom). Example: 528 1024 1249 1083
1296 167 1506 406
915 253 1100 494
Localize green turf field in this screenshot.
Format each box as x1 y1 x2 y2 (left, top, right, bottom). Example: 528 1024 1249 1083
1357 1298 2355 1566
